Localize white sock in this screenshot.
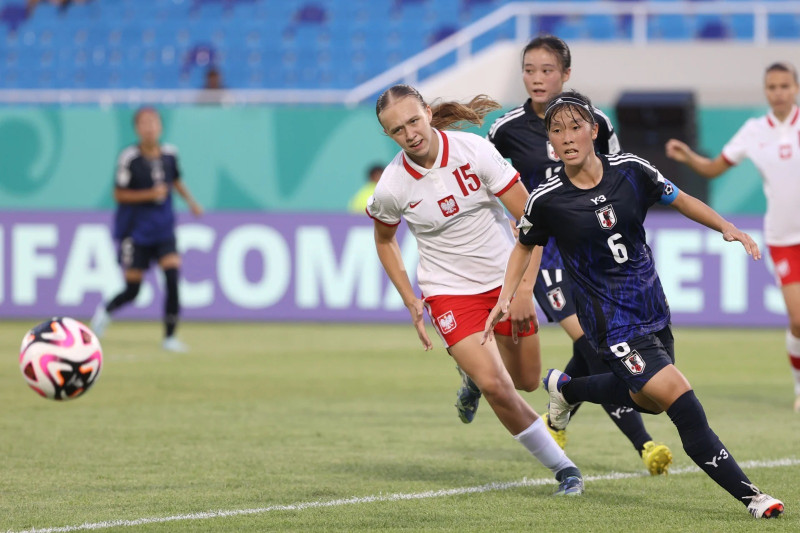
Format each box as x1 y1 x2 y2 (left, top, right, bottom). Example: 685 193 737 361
786 330 800 396
513 417 576 477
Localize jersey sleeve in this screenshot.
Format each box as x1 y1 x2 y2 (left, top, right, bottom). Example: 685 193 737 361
720 118 757 166
163 144 182 181
473 135 520 196
593 109 621 155
517 196 549 247
366 180 402 227
115 147 135 188
631 155 679 206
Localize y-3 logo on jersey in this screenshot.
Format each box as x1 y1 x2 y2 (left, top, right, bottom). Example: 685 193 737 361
595 205 617 229
590 195 607 205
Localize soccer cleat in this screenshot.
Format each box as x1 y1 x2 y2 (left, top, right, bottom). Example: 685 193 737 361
90 303 111 339
554 475 584 496
542 413 567 449
542 369 578 430
455 366 481 423
745 492 784 519
162 336 189 353
641 441 672 475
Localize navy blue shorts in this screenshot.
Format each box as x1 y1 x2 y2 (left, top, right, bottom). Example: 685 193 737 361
118 237 177 270
533 267 577 323
601 326 675 393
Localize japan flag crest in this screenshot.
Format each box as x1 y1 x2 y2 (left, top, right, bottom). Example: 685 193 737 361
623 350 646 375
546 287 565 311
595 205 617 229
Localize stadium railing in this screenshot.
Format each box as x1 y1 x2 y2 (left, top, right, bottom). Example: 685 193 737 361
1 1 799 106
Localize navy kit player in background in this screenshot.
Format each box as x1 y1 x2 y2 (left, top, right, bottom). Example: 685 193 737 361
478 35 672 475
91 107 203 352
483 91 783 518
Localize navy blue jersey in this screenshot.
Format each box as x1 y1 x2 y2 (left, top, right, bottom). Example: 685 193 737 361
113 144 181 246
518 153 673 348
487 99 621 269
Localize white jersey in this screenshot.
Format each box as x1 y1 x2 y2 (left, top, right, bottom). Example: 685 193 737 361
721 105 800 246
367 129 520 297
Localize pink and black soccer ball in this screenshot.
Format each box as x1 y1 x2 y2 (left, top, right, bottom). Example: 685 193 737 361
19 317 103 400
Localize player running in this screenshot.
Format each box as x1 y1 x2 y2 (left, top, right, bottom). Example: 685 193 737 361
368 84 584 496
666 61 800 413
483 90 784 519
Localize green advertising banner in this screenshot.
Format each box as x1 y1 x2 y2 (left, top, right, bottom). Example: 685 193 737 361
0 106 767 214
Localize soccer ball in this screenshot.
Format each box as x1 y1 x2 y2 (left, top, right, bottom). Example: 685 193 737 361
19 317 103 400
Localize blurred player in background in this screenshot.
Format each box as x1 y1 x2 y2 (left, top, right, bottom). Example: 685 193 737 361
348 163 384 213
666 61 800 413
483 34 672 474
484 90 783 519
368 84 584 496
91 107 203 352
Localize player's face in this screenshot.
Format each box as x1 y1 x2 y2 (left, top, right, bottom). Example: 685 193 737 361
522 48 570 107
379 97 435 164
135 110 162 145
547 107 598 165
764 69 799 119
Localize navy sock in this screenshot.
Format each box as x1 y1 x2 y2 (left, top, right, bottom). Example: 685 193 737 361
106 281 140 313
562 373 657 414
667 390 755 505
164 268 180 338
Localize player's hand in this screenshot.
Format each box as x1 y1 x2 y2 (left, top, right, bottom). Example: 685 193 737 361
406 299 433 351
721 222 761 260
664 139 692 163
481 298 510 345
507 294 539 344
152 183 168 202
190 202 204 217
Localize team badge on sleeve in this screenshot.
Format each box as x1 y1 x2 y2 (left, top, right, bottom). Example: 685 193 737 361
623 350 646 374
437 311 457 334
595 205 617 229
438 195 460 217
517 216 533 235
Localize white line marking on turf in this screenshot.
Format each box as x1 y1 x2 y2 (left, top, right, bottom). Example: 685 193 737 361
9 457 798 533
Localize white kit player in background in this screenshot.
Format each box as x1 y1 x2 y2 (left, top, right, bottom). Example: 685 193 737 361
666 61 800 412
367 84 585 496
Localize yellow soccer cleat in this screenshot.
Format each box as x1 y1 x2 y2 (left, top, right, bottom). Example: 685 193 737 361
641 441 672 476
543 413 567 450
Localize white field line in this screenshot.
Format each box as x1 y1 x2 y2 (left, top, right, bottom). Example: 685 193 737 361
9 457 799 533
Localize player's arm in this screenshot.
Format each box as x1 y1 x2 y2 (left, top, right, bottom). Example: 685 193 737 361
664 139 732 179
173 179 204 216
114 186 167 204
670 189 760 260
496 181 541 339
373 220 432 351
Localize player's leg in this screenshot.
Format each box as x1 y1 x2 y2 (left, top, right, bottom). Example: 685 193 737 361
451 332 582 495
768 244 800 411
158 240 186 352
780 283 800 412
91 238 146 337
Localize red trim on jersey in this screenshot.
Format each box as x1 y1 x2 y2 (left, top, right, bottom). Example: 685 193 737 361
721 152 736 166
494 173 521 197
791 107 799 126
767 116 776 128
366 208 401 227
402 154 424 179
440 130 450 167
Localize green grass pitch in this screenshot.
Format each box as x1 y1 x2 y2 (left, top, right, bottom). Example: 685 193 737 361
1 321 797 532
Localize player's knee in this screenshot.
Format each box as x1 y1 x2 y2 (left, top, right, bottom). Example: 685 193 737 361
513 375 539 393
478 374 516 404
